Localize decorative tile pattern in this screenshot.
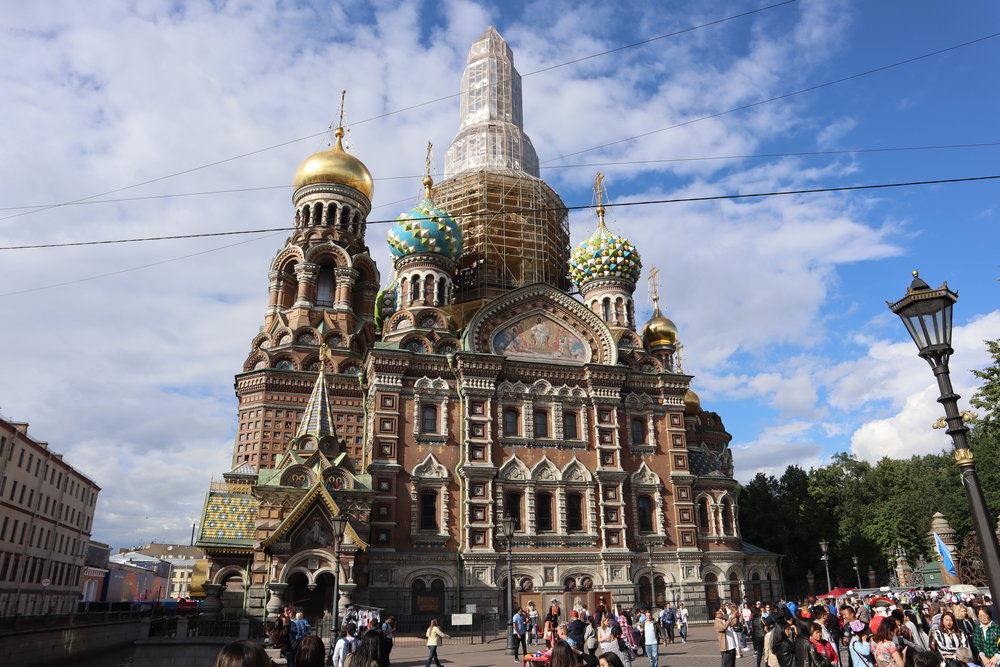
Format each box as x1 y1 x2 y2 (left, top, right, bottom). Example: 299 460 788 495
570 224 641 286
201 493 256 541
387 198 463 261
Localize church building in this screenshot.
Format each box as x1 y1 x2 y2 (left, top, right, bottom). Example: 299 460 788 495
195 27 780 625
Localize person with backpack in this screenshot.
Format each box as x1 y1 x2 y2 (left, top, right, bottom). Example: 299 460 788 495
380 616 396 667
292 611 312 650
332 623 361 667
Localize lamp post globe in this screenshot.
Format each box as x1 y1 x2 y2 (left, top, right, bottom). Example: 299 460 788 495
500 516 517 655
888 271 1000 605
851 555 862 589
818 539 832 593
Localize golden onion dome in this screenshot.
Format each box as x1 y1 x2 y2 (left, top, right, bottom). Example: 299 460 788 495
642 303 678 347
293 127 374 199
684 389 701 414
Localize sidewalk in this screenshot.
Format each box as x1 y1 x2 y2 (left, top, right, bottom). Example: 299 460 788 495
379 623 747 667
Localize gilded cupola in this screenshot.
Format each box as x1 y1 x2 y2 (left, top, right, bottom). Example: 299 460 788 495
293 126 374 200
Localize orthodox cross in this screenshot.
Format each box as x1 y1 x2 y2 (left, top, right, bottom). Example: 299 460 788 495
319 343 335 370
648 266 661 309
593 172 607 224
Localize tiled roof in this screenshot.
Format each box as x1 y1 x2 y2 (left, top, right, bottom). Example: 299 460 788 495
295 368 338 441
688 449 725 476
198 492 256 546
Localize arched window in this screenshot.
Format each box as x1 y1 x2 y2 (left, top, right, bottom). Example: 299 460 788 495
563 412 578 439
419 491 437 531
722 499 735 535
567 493 584 532
316 266 335 307
536 492 553 532
313 202 323 226
602 298 611 321
630 418 645 445
697 498 710 533
637 496 653 533
704 573 720 612
421 405 438 433
326 202 338 227
504 492 522 531
533 410 549 438
437 277 447 305
729 573 741 603
504 409 519 436
301 205 310 226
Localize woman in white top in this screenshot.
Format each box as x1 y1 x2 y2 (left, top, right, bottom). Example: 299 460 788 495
677 603 689 643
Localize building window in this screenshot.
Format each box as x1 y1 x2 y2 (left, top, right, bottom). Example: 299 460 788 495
533 410 549 438
563 412 578 439
536 493 553 532
421 405 438 433
419 491 437 531
567 493 584 532
698 498 711 532
638 496 653 533
503 408 519 436
504 493 522 531
631 418 646 444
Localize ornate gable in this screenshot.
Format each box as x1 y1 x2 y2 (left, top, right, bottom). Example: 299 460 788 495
463 283 618 365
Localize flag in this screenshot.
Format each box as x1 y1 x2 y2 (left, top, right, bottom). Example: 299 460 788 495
934 533 958 576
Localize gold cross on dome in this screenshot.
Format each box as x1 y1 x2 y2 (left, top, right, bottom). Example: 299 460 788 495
319 343 335 370
675 342 685 374
338 90 347 128
648 266 661 309
593 172 605 207
425 141 433 180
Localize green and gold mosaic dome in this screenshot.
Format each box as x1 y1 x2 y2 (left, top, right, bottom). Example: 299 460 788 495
569 219 642 287
388 183 463 262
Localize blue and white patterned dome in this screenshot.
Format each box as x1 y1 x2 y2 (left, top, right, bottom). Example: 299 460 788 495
387 193 463 262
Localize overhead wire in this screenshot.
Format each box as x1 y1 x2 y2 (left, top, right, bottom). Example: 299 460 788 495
2 174 996 252
0 1 796 225
1 141 997 212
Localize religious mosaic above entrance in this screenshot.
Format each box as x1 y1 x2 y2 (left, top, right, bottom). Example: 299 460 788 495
491 314 589 362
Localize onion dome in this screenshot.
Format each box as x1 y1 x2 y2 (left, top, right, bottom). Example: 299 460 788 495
642 300 678 347
293 127 374 199
387 176 463 262
684 389 701 415
569 205 641 288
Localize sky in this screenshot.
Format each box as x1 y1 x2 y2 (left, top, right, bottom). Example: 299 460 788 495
0 0 997 549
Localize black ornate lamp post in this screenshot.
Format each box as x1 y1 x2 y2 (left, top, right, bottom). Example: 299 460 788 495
500 516 516 655
330 514 349 637
646 543 656 608
851 556 862 589
888 271 1000 603
819 539 833 593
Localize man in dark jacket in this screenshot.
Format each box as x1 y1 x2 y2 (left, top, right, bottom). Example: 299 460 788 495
568 610 587 650
661 603 676 644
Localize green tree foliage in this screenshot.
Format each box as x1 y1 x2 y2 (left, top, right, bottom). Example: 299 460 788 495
738 339 1000 592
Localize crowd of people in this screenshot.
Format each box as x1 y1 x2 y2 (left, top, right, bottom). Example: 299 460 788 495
714 592 1000 667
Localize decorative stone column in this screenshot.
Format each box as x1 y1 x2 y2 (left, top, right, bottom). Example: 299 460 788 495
334 267 359 311
338 582 356 618
867 567 876 588
294 262 319 308
928 512 962 586
202 583 224 619
266 582 288 621
805 570 815 596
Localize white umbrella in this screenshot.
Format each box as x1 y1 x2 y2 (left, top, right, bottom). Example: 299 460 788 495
949 584 979 594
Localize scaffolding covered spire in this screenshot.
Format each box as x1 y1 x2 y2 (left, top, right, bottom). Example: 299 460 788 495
443 26 540 179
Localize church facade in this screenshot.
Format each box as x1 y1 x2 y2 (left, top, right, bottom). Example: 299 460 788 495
196 27 781 624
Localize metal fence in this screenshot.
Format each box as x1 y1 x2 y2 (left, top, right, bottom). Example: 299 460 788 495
0 610 142 635
314 613 506 646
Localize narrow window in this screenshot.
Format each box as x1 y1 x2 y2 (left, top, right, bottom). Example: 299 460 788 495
533 410 549 438
504 493 522 531
698 498 711 532
503 408 519 436
536 493 553 532
563 412 578 439
631 418 645 444
419 491 437 531
421 405 438 433
567 493 584 532
638 496 653 532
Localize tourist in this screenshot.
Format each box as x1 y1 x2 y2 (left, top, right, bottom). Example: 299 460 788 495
954 604 977 644
550 641 579 667
544 613 557 648
717 604 740 667
793 618 828 667
271 613 295 667
954 647 978 667
904 609 930 651
214 639 271 667
751 606 767 667
528 601 540 645
346 630 382 667
847 622 872 667
600 653 627 667
808 621 838 667
661 603 676 644
380 615 396 667
513 606 529 657
932 611 968 660
332 623 360 667
295 635 326 667
913 651 943 667
677 602 689 643
871 617 905 667
569 610 588 651
770 614 796 667
641 610 662 667
424 618 449 667
972 607 1000 667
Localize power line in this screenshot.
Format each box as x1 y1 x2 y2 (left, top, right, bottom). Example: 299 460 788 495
0 1 795 225
2 141 997 211
3 174 996 251
544 31 1000 163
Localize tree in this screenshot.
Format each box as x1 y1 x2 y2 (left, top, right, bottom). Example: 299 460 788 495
970 338 1000 433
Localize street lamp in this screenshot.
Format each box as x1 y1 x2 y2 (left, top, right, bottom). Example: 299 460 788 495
646 543 656 608
851 556 862 589
330 514 349 638
499 516 517 656
888 271 1000 604
818 539 832 594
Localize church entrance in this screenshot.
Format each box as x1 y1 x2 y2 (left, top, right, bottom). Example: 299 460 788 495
286 571 335 624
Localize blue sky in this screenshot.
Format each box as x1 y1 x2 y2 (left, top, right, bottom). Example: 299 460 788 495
0 0 997 547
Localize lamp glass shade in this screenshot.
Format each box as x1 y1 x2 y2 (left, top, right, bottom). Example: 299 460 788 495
331 515 348 539
500 516 515 539
819 539 829 553
897 298 953 351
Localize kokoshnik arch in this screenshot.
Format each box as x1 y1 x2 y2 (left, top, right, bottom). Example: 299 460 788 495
195 26 781 623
